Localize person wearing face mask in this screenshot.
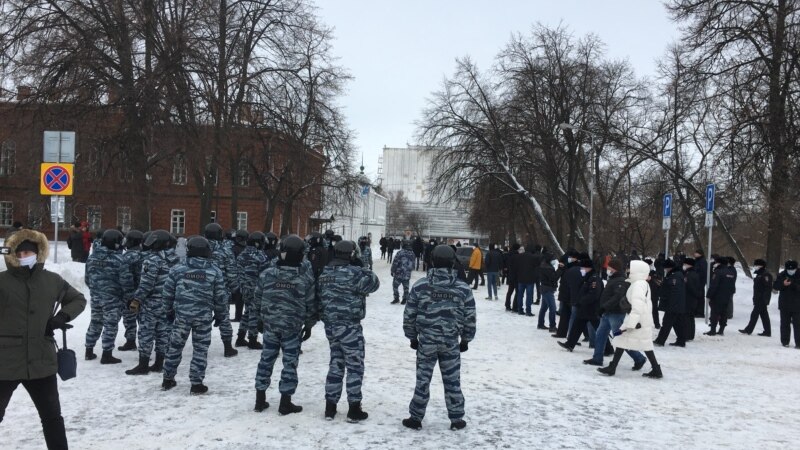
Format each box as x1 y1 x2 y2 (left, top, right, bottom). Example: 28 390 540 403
0 230 87 449
653 259 687 347
682 258 703 341
773 260 800 348
558 259 603 352
739 259 773 337
704 256 736 336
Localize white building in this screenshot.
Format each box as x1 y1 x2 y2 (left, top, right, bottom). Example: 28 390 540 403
380 145 487 243
321 185 387 242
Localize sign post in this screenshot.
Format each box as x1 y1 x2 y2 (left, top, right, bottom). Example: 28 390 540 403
42 131 76 264
704 183 715 324
662 193 672 258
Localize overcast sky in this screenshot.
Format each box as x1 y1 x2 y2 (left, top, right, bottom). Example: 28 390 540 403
315 0 681 179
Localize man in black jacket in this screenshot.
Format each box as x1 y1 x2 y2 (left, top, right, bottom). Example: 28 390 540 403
773 260 800 348
553 251 579 338
484 244 503 300
705 256 736 336
740 259 773 337
514 244 539 316
505 244 521 311
559 259 603 351
682 258 703 341
654 259 687 347
693 249 708 317
537 255 559 331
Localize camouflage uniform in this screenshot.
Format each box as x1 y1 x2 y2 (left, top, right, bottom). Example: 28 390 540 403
253 262 316 394
237 246 269 338
121 248 145 342
391 249 416 302
318 263 380 403
209 240 238 343
162 257 228 384
85 246 131 351
134 251 174 359
403 268 477 421
361 247 373 270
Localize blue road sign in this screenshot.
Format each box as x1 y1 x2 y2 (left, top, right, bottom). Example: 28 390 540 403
663 193 673 218
706 183 715 212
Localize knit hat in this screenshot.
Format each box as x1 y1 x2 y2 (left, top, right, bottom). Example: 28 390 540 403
15 240 38 254
682 257 695 266
579 259 594 269
607 258 624 273
663 259 677 270
785 260 798 271
753 258 767 267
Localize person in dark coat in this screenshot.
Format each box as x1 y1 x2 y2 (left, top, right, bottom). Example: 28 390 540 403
693 249 708 317
379 236 388 260
644 258 662 329
537 254 560 331
740 259 773 337
514 244 539 316
654 259 687 347
504 244 521 311
484 244 503 300
773 260 800 348
553 251 579 338
67 221 88 262
412 237 424 271
448 245 468 282
0 229 87 449
682 258 703 341
558 259 603 351
705 256 737 336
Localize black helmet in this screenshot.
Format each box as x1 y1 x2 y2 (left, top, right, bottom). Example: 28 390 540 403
168 233 178 249
401 239 412 250
265 232 278 250
234 229 249 246
225 228 236 241
324 229 335 239
186 236 212 258
141 231 153 251
124 230 144 249
332 234 342 243
144 229 171 251
334 240 356 260
432 244 456 269
95 229 106 240
306 232 324 248
204 223 224 241
280 235 305 266
248 231 266 249
101 229 124 250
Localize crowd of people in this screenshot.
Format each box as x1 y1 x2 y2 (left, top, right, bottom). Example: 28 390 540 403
1 226 478 449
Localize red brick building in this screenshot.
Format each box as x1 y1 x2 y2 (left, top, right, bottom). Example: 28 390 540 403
0 100 323 238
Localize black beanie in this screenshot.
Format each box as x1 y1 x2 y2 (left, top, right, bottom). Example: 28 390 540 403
15 240 39 254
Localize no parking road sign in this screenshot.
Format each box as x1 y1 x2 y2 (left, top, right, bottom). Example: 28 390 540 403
40 163 74 195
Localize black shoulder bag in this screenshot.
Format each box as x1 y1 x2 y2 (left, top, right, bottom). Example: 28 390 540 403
52 283 77 381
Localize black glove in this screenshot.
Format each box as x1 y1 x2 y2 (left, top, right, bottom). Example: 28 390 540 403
409 339 419 350
166 310 175 323
301 326 312 342
459 340 469 353
257 320 264 333
46 312 72 336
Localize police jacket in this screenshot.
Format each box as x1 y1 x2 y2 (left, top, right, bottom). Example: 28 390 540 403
685 270 704 310
575 270 603 320
85 245 130 300
255 261 317 332
318 261 380 323
163 257 227 320
237 246 269 294
565 265 584 307
707 265 736 307
404 268 476 344
773 270 800 312
751 268 773 305
133 251 172 307
659 269 686 314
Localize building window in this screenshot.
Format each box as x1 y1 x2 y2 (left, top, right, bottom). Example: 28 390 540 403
205 155 218 186
87 205 102 230
173 155 187 185
0 201 13 227
171 209 185 235
0 140 15 176
210 210 216 223
238 161 250 187
117 206 131 233
236 211 248 230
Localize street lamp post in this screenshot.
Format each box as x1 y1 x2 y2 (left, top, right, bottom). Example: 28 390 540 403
558 123 597 257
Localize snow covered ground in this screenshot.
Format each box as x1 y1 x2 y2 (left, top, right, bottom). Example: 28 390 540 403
2 241 799 449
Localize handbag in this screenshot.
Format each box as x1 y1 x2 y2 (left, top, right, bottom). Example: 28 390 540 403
52 283 77 381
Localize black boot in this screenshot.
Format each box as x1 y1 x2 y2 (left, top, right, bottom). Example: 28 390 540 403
162 378 177 391
450 419 467 430
100 350 122 365
254 390 269 412
718 326 725 336
224 340 238 357
391 298 399 304
118 339 137 351
346 401 368 423
148 353 164 372
125 356 150 375
402 417 422 430
190 383 209 395
739 329 751 335
235 330 248 347
278 394 302 415
85 347 97 361
597 348 624 376
325 401 337 420
643 364 663 379
247 335 263 350
400 299 407 305
557 341 574 352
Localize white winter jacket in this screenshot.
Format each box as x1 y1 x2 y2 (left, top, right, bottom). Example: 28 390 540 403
612 260 655 352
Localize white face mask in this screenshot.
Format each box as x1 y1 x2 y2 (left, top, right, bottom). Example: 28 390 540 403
19 254 37 268
580 268 589 276
752 266 762 272
568 257 576 263
788 269 797 276
551 260 558 270
607 269 616 277
683 265 691 272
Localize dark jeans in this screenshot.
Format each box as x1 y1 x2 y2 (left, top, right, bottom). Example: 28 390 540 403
537 290 557 328
554 300 571 337
655 311 687 344
0 374 67 449
565 317 599 348
593 313 645 364
516 283 534 314
743 302 771 335
467 269 481 289
780 309 800 346
505 281 517 309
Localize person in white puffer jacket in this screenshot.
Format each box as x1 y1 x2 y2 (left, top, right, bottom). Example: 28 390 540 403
597 260 663 378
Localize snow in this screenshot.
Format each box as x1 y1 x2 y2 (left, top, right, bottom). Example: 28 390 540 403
2 242 799 449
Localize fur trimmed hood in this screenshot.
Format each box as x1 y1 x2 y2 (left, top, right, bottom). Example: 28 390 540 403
3 228 50 267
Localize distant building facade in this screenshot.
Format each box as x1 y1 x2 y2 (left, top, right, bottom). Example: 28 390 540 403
321 184 387 242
